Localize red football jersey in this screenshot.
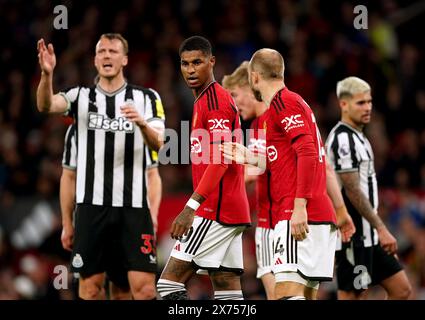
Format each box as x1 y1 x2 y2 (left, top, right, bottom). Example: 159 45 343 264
265 87 336 224
248 114 273 229
190 81 250 225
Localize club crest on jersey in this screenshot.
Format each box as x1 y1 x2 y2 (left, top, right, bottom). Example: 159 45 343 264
190 137 202 154
88 112 134 132
338 143 350 157
208 118 230 132
281 114 304 132
267 145 278 162
72 254 83 268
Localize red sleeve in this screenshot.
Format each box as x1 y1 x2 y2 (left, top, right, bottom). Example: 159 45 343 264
195 163 228 198
292 134 317 199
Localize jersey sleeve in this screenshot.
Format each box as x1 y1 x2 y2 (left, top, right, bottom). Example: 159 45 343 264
143 88 165 130
58 86 80 116
271 97 312 141
327 131 359 173
62 124 77 170
145 146 159 169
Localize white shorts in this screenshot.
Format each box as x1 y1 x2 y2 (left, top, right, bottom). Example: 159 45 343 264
170 216 246 273
255 227 274 278
272 220 337 281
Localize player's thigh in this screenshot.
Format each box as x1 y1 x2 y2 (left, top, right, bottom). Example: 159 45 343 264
336 243 376 295
255 227 274 279
170 217 245 271
273 221 336 280
120 207 157 274
160 256 196 283
72 204 111 277
372 245 404 286
105 236 130 292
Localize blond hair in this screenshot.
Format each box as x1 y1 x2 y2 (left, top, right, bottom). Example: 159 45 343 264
98 33 129 55
336 76 371 99
222 61 250 89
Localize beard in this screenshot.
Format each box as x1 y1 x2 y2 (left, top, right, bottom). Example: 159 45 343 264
251 88 263 102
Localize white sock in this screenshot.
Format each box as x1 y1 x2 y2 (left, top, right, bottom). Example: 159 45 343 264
214 290 244 300
157 279 186 298
283 295 306 300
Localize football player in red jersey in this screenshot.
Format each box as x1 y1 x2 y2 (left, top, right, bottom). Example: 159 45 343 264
223 62 275 300
221 49 354 300
157 36 250 300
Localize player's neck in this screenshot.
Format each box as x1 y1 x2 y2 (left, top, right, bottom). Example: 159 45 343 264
255 101 267 117
97 74 126 93
193 77 215 99
262 81 285 107
341 117 364 132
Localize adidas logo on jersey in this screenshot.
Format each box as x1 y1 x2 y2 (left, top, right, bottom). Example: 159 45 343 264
174 244 181 251
275 257 283 265
88 112 134 132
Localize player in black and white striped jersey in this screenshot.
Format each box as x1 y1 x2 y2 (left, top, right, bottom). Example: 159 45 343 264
61 124 162 299
326 76 411 300
36 33 164 300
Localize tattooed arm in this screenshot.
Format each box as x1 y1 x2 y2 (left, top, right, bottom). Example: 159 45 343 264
339 171 397 254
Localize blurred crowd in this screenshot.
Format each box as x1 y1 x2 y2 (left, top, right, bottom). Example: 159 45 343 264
0 0 424 299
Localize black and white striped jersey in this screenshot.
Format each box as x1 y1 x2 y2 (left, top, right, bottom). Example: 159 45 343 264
60 83 165 208
62 124 159 170
62 124 77 170
325 121 379 249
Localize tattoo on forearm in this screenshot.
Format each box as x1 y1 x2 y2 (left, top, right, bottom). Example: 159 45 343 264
339 172 383 229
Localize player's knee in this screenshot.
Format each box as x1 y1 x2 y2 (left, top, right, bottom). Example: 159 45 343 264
131 282 157 300
79 281 104 300
389 282 412 300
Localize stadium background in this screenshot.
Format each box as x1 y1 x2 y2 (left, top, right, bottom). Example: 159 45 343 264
0 0 424 299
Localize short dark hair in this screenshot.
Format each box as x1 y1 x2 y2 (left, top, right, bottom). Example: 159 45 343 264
98 33 129 54
179 36 212 56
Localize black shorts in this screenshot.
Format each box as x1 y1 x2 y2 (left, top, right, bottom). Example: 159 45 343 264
335 243 403 292
71 204 157 278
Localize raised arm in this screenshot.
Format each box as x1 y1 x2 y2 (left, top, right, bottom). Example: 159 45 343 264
36 39 68 114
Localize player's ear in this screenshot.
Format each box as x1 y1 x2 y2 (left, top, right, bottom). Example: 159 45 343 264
252 71 259 85
210 55 216 67
339 98 348 113
122 55 128 67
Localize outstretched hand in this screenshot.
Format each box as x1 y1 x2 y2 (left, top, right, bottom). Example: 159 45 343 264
37 39 56 75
